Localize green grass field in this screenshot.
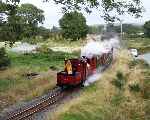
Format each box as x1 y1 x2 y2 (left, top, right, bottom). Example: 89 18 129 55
8 50 80 71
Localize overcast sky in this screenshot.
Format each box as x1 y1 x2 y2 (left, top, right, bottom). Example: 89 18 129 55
20 0 150 29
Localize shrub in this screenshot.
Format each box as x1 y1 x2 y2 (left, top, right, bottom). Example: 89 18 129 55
129 83 141 92
112 72 126 90
128 60 139 68
59 11 88 41
0 47 11 69
36 44 52 53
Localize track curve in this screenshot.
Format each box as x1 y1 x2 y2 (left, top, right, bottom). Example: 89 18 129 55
5 87 62 120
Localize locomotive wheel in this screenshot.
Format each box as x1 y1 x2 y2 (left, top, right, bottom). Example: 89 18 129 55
61 85 65 90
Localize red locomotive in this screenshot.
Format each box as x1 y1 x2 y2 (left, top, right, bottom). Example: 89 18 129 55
57 48 113 88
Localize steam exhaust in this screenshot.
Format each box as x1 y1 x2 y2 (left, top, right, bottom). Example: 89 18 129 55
81 33 120 86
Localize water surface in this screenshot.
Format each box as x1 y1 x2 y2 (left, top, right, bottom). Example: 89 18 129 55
138 53 150 64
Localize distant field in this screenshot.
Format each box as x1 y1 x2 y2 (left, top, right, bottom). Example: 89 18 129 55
38 38 85 53
126 37 150 54
45 38 86 48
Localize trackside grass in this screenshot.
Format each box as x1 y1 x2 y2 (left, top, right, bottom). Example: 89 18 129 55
48 50 149 120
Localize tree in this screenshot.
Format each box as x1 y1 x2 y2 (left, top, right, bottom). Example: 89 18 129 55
17 4 44 25
144 21 150 37
4 0 143 22
122 24 143 37
0 48 11 69
51 26 60 33
59 11 88 40
17 3 45 38
51 0 143 22
105 23 143 35
37 26 50 39
88 25 104 34
0 1 45 46
0 1 23 46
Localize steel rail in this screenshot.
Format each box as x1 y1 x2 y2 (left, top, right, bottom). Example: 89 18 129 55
6 88 62 120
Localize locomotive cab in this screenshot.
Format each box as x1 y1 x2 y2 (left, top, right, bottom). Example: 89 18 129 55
57 59 86 87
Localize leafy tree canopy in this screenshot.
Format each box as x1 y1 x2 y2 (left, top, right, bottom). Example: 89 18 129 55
0 1 45 46
144 20 150 38
4 0 143 22
59 11 88 40
0 1 22 45
17 3 45 25
106 23 143 34
0 47 11 69
88 25 104 34
46 0 143 22
17 3 45 38
37 26 50 39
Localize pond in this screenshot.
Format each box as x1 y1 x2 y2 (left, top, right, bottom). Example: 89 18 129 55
138 53 150 64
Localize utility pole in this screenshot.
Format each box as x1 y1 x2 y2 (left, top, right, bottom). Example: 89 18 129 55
120 19 124 47
120 19 123 41
103 23 107 32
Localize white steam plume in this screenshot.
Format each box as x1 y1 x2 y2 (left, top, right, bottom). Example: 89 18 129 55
82 34 120 86
81 35 120 58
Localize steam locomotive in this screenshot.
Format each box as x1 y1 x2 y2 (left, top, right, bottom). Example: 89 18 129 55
57 48 113 88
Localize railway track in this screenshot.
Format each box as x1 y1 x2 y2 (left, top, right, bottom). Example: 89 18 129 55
4 87 81 120
5 87 63 120
2 64 112 120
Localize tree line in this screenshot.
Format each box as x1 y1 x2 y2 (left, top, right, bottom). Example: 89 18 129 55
0 0 144 45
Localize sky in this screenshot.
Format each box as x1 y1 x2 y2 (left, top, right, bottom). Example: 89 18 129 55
20 0 150 29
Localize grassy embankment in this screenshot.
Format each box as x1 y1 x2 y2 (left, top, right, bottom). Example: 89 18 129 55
49 50 150 120
126 37 150 54
44 38 86 48
0 40 80 111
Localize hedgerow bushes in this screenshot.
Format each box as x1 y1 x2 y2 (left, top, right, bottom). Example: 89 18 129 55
0 47 10 69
